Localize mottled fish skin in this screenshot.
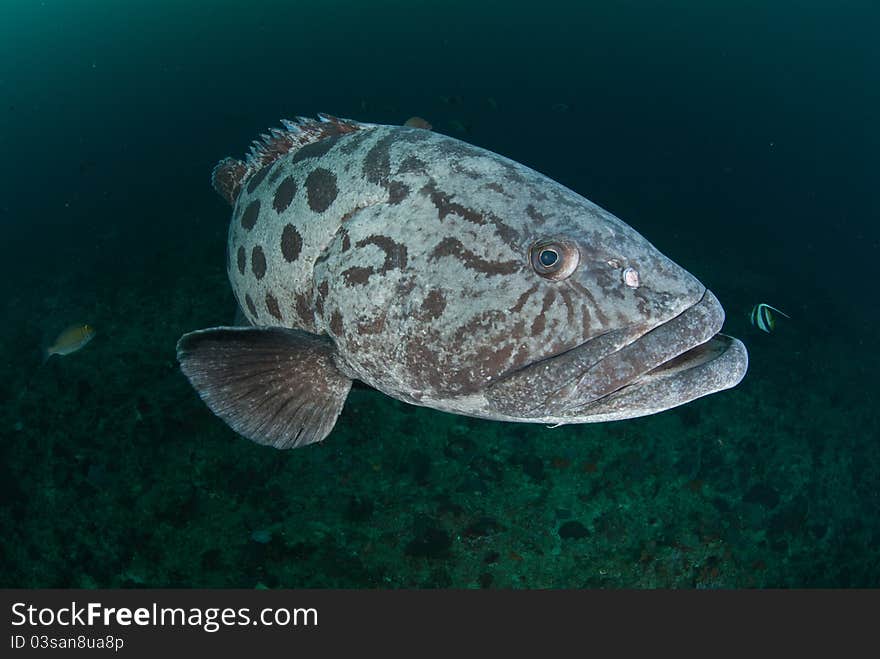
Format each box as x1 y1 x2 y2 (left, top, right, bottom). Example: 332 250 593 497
222 121 746 427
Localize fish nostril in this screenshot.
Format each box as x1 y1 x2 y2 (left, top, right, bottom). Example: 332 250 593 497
622 267 640 288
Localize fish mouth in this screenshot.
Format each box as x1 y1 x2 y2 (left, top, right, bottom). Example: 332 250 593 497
562 329 748 422
485 288 748 422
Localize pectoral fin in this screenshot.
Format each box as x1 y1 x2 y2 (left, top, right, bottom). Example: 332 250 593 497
177 327 352 448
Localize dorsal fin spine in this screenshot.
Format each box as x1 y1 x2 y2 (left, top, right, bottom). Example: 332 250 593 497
210 114 375 206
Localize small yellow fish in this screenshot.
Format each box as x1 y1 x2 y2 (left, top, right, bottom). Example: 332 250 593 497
45 324 95 360
403 116 432 130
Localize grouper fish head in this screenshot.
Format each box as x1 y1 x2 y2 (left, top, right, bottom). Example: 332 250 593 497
177 115 748 448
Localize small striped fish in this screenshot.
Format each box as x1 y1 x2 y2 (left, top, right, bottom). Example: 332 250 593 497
749 303 790 333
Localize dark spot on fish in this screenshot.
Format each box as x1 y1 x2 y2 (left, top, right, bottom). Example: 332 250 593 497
273 176 298 213
581 305 592 333
245 294 258 320
357 313 387 335
295 292 313 329
569 279 607 327
281 224 303 262
338 235 408 287
475 342 515 379
422 183 484 225
341 230 351 252
342 267 373 286
291 135 340 163
339 129 372 155
363 134 394 185
531 314 546 336
485 182 506 194
397 155 427 175
305 168 338 213
486 211 520 246
251 245 267 279
633 290 650 316
329 309 344 336
532 188 549 202
552 189 581 210
267 161 285 184
420 182 520 246
429 237 520 276
240 199 260 230
593 264 618 296
246 165 271 193
450 160 481 179
314 282 328 318
356 234 408 273
501 163 526 184
531 289 556 337
526 204 546 224
237 246 246 275
421 289 447 319
363 130 429 200
265 292 282 320
387 180 410 204
453 310 506 344
403 331 447 391
509 283 539 313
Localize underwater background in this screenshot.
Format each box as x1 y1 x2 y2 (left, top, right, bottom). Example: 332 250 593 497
1 0 877 588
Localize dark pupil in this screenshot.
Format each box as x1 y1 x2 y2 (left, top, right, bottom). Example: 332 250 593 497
539 249 559 267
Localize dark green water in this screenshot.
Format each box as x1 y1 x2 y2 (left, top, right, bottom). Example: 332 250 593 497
1 0 877 587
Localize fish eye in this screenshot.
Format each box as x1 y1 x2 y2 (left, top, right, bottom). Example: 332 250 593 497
539 249 558 266
529 239 579 281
